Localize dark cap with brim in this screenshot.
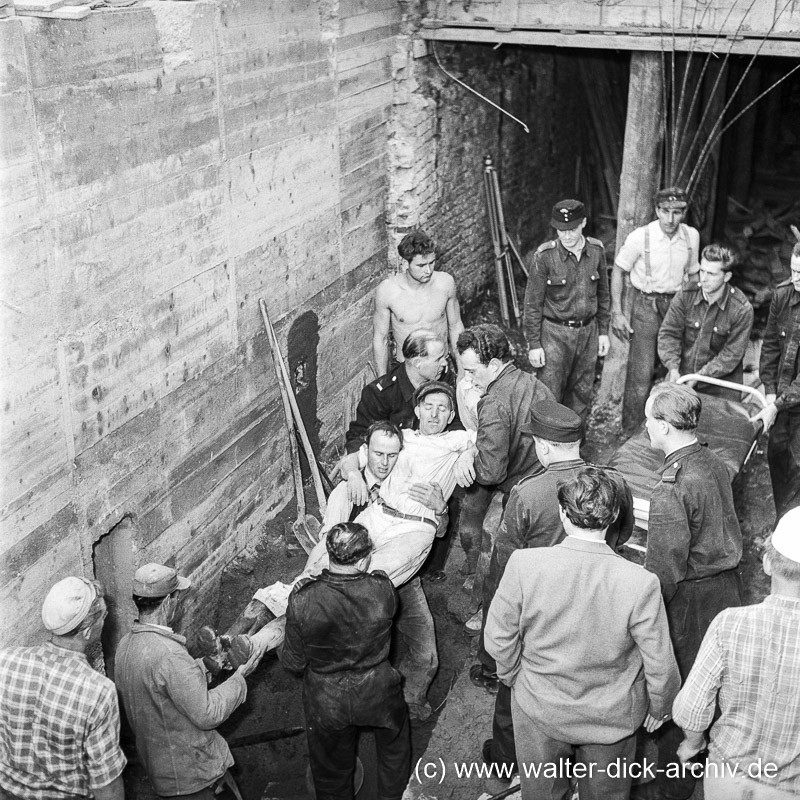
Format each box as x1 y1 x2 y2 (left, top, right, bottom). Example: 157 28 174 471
413 380 455 407
655 187 688 209
551 199 586 230
133 563 191 598
521 399 584 442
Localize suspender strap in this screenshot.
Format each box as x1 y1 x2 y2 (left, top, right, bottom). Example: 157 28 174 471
680 223 693 273
644 225 651 288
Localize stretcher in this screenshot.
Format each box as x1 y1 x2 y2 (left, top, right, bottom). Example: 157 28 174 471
607 375 766 543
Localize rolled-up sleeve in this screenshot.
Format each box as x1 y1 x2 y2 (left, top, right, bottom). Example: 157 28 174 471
85 687 127 789
162 651 246 730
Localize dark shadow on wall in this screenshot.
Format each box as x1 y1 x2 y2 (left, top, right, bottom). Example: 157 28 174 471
287 311 322 477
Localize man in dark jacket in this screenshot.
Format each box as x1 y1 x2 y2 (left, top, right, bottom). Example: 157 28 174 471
751 243 800 517
281 522 411 800
638 383 743 800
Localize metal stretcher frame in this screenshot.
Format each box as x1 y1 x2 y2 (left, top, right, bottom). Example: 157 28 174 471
608 374 766 552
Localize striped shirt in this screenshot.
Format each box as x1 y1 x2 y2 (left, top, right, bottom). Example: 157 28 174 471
0 643 126 799
672 595 800 793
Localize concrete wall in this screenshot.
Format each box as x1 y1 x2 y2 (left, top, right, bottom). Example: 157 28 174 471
0 0 400 645
1 1 583 648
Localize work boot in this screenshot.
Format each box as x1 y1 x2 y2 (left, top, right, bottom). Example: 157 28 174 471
469 663 499 694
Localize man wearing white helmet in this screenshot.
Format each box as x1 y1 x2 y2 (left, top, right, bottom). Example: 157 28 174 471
0 577 126 800
673 507 800 799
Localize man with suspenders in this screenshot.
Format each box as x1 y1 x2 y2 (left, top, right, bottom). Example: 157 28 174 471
611 188 700 432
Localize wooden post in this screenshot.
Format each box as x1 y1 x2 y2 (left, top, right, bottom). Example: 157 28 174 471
597 52 664 409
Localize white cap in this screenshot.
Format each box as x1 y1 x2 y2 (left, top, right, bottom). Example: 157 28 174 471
41 577 97 635
772 507 800 564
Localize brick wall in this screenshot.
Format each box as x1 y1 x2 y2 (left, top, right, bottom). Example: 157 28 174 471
0 0 399 645
388 39 583 304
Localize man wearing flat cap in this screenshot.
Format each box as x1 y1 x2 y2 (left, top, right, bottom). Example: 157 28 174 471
523 199 611 420
612 187 701 432
0 577 126 800
475 399 633 790
673 507 800 799
115 564 259 799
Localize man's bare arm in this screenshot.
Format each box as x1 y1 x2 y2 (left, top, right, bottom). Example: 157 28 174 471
372 281 393 374
444 275 465 369
610 266 633 340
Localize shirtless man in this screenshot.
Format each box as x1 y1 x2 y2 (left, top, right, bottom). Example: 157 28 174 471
373 229 465 373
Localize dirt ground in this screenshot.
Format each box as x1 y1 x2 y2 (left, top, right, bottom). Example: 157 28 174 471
121 299 777 800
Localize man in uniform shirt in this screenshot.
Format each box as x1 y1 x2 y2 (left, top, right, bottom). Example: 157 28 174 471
673 507 800 800
751 243 800 517
639 383 743 800
523 199 611 419
612 188 700 431
0 577 126 800
479 400 633 785
345 329 459 455
658 243 753 400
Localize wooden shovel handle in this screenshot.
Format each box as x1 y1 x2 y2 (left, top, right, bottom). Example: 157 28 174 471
260 300 305 517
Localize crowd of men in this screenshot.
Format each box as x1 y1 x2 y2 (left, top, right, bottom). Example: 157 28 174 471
1 195 798 800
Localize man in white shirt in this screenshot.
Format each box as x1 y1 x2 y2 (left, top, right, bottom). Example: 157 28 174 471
611 188 700 432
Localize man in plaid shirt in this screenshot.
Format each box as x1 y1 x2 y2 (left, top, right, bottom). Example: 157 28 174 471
0 576 126 800
673 507 800 799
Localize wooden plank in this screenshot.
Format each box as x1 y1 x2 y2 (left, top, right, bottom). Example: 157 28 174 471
16 5 91 18
13 0 64 12
419 27 800 56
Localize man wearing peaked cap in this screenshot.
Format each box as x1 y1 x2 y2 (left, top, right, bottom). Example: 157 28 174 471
612 187 701 433
523 198 611 421
475 398 634 791
0 577 126 800
673 506 800 799
115 564 260 799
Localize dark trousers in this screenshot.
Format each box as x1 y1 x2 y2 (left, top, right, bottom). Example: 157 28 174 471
650 569 743 799
304 664 411 800
536 318 598 420
511 692 637 800
768 409 800 518
622 290 673 433
485 682 517 772
394 577 438 706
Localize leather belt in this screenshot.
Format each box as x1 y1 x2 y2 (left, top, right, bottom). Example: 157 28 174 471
543 316 594 329
377 498 437 529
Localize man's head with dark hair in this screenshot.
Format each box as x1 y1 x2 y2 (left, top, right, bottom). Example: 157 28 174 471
701 243 735 273
654 187 689 238
457 324 512 396
647 383 701 431
456 324 512 364
326 522 373 566
557 466 620 532
397 229 435 264
401 330 447 382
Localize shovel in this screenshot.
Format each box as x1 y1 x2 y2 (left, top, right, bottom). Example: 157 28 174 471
259 299 322 554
